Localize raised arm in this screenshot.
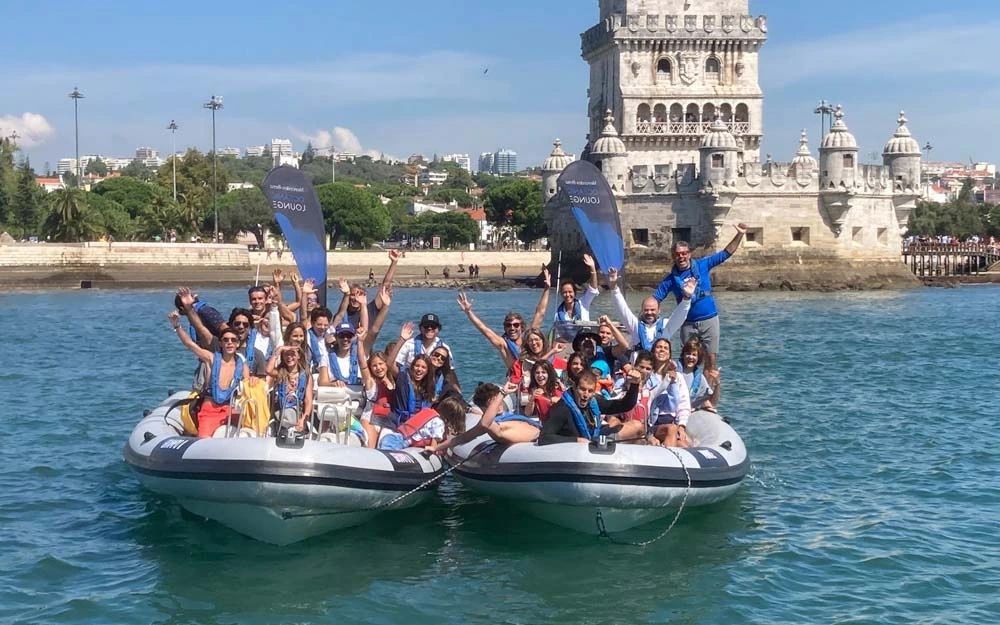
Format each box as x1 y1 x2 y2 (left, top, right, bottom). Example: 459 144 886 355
457 292 510 362
386 322 413 380
272 270 297 324
331 277 351 325
300 279 317 331
168 310 214 364
356 327 373 388
724 222 748 256
662 278 696 339
598 314 631 359
530 266 552 329
366 285 393 352
583 253 599 291
376 249 402 308
176 287 215 347
607 268 639 340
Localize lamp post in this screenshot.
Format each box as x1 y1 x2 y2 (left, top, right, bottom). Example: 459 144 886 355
203 95 223 242
166 120 178 202
68 87 84 187
814 100 834 139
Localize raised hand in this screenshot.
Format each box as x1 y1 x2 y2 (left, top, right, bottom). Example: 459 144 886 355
400 321 415 341
502 381 520 396
302 278 317 295
457 292 473 313
607 267 619 289
735 222 748 234
553 340 568 353
388 249 402 262
542 266 551 288
356 326 368 342
666 359 678 383
582 253 596 270
176 286 196 309
597 314 613 327
272 268 284 285
625 367 642 386
167 310 181 326
379 284 392 307
290 272 301 287
681 277 698 299
338 277 349 295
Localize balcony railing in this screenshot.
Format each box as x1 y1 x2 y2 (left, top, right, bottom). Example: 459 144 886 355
633 120 751 136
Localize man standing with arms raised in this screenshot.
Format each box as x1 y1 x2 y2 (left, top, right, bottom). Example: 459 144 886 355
652 223 747 371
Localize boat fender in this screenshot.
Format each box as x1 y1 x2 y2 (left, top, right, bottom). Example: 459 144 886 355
720 441 732 451
588 440 617 455
142 432 156 444
275 431 306 449
142 409 151 417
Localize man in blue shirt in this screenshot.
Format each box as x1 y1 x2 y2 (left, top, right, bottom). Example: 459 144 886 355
652 223 747 370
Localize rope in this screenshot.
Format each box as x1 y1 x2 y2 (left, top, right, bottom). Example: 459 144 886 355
595 445 691 547
279 446 487 520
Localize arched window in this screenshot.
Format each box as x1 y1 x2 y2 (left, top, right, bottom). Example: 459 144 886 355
735 103 749 122
653 104 667 122
720 103 733 122
685 103 700 123
669 103 683 122
637 103 651 122
703 103 716 122
656 58 672 80
705 57 721 74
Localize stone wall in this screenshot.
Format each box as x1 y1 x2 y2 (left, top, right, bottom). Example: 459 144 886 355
0 242 250 267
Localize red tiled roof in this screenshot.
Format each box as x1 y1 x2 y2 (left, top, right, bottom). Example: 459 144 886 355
460 207 486 221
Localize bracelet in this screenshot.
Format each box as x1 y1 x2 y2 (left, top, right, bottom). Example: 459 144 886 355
172 325 181 331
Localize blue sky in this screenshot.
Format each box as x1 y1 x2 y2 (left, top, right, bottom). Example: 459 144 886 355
2 0 998 171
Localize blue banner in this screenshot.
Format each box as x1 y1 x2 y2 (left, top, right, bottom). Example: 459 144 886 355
557 160 625 276
262 166 327 307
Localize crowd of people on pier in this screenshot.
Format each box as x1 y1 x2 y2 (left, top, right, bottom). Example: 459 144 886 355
167 225 747 451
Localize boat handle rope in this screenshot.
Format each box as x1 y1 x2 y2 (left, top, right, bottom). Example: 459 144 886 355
279 446 488 520
595 445 691 547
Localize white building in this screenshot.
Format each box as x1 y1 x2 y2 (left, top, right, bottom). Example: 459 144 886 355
418 170 449 185
409 201 453 215
442 153 472 173
246 146 266 158
478 152 495 173
218 147 241 157
57 158 76 175
270 138 293 157
135 147 158 160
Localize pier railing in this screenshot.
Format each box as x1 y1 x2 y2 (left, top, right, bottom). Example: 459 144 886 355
902 243 1000 277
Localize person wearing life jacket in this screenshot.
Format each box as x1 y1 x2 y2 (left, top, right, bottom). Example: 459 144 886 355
652 223 748 371
322 321 363 388
552 254 600 341
508 328 567 394
168 312 252 438
524 360 563 422
678 337 721 412
393 314 453 369
265 344 313 434
174 287 226 348
538 369 640 445
226 308 270 379
300 283 332 376
559 351 587 391
610 350 661 443
647 355 692 448
374 339 439 449
247 285 268 321
428 346 462 404
429 382 543 456
357 341 393 449
456 267 552 370
607 267 694 356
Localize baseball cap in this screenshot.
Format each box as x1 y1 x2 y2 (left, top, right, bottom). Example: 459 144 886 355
333 321 356 336
590 359 611 378
420 313 441 328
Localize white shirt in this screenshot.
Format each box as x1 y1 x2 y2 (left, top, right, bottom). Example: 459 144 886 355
610 286 690 349
394 336 454 368
649 373 692 427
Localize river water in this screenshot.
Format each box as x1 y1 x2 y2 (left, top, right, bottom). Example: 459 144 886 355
1 285 997 624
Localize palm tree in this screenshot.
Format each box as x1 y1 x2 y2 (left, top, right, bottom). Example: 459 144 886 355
42 187 97 242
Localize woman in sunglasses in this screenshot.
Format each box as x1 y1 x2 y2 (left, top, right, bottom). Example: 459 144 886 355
169 311 250 437
266 345 313 434
427 347 461 404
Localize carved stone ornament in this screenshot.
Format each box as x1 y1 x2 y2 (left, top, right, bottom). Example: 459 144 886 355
685 15 697 32
740 15 753 32
653 165 670 189
628 14 640 32
722 15 735 33
666 15 677 32
632 165 650 190
745 163 762 187
795 169 812 188
679 52 700 85
735 60 745 76
756 15 767 32
647 14 659 32
631 60 641 77
770 167 786 187
704 15 715 33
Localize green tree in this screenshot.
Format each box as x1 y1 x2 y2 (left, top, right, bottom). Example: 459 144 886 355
121 160 154 181
92 176 172 218
136 194 178 241
85 157 109 177
153 149 228 235
0 137 16 226
85 192 134 239
42 187 98 242
428 186 474 207
315 182 390 248
301 142 316 165
483 178 546 247
410 211 479 248
214 187 274 246
10 159 45 235
435 161 473 190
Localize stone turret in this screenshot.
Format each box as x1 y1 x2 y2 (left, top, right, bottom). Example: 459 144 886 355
882 111 921 192
589 110 629 196
819 105 859 191
699 118 739 188
789 129 817 178
541 139 574 202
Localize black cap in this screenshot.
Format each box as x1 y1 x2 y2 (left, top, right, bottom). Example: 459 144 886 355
420 313 441 328
572 330 601 353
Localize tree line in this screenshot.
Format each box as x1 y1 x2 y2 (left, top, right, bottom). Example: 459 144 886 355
908 178 1000 239
0 142 548 249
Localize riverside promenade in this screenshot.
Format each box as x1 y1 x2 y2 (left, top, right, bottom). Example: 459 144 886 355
0 242 552 289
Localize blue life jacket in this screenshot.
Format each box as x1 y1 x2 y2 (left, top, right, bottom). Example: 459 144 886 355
246 328 273 372
329 340 361 384
504 335 521 359
391 369 432 428
556 299 582 323
634 318 667 351
209 353 245 405
563 390 603 441
276 370 307 409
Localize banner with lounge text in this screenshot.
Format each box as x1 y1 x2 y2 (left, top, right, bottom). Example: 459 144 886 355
262 166 327 307
556 160 625 275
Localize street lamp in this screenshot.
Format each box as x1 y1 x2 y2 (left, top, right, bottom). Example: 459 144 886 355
203 95 223 242
814 99 834 139
68 87 84 187
167 120 178 202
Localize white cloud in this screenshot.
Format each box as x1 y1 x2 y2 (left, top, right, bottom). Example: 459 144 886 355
291 126 390 160
763 15 1000 88
0 112 55 147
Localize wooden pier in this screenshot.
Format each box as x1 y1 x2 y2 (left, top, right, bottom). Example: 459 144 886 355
902 243 1000 277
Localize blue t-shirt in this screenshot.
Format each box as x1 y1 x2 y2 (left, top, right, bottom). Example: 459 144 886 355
652 250 731 322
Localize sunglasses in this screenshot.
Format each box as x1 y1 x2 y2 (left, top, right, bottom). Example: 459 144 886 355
221 337 240 344
430 352 448 361
232 321 250 328
503 322 522 329
421 325 439 331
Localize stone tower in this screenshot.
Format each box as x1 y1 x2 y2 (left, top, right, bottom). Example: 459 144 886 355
590 110 630 196
541 139 574 202
583 0 767 170
882 111 921 193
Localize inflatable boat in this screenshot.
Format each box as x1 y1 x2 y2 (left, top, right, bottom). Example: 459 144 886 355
124 388 444 545
446 409 747 534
